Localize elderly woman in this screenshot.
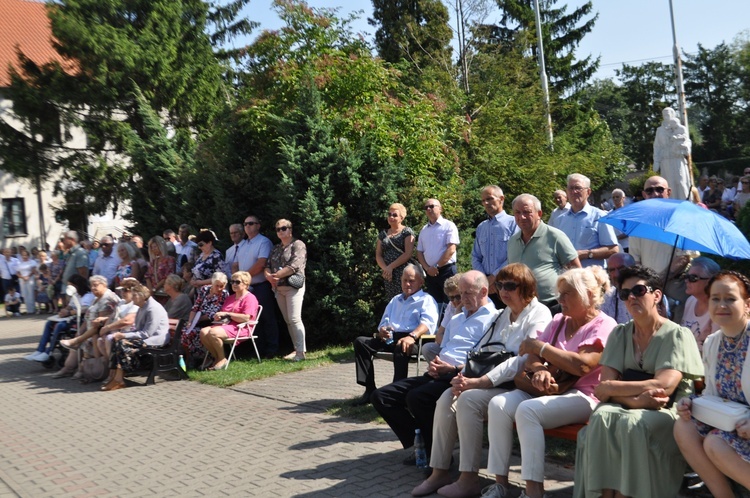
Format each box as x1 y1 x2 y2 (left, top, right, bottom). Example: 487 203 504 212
114 242 141 287
25 274 94 363
103 284 170 391
376 203 416 300
412 263 552 498
674 271 750 498
574 265 703 498
144 236 176 293
191 231 224 289
200 271 259 370
16 249 38 314
182 272 229 365
58 275 120 352
265 219 307 361
421 273 463 364
163 274 191 322
681 256 721 351
95 278 140 367
734 176 750 214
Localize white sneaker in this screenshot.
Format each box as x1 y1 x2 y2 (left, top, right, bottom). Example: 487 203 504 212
34 352 50 362
24 352 42 361
481 483 508 498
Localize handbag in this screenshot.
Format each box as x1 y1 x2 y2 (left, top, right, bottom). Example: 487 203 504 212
513 317 580 397
692 395 750 431
287 272 305 289
621 368 678 408
464 309 515 379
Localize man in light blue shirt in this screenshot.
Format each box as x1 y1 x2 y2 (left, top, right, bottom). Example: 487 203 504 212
472 185 517 307
550 173 618 268
352 264 439 405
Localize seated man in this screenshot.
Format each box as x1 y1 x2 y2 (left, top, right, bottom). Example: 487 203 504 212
371 270 497 461
600 252 635 324
353 264 439 405
420 273 463 364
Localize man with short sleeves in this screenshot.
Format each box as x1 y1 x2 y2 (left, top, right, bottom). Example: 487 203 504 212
600 252 635 324
472 185 517 307
92 236 121 286
175 224 198 273
61 231 89 284
352 264 439 405
239 215 280 357
550 173 618 268
508 194 581 309
417 199 460 304
371 271 495 458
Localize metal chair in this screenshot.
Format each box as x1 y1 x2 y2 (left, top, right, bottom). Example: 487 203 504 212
201 305 263 370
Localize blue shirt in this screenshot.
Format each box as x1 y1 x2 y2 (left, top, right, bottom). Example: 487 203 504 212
441 302 498 366
551 203 617 268
378 289 439 335
237 234 273 285
471 211 518 276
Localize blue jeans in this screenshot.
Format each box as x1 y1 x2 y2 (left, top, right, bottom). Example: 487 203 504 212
36 319 70 354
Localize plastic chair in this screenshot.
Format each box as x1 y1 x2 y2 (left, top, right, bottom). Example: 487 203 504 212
202 305 263 370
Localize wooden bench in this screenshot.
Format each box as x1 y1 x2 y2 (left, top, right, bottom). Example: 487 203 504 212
542 423 586 441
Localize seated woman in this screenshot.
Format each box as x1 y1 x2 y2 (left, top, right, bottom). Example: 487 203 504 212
103 284 170 391
200 271 259 370
421 273 463 364
114 242 141 287
25 274 94 363
163 274 192 322
574 265 703 498
412 263 553 498
59 275 120 351
144 236 176 294
477 267 615 498
680 256 721 351
181 272 228 366
674 271 750 498
94 278 140 372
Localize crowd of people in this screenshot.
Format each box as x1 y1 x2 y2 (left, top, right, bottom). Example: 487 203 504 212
356 174 750 498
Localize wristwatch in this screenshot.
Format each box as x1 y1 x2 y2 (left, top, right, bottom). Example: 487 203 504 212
408 332 418 340
587 250 594 260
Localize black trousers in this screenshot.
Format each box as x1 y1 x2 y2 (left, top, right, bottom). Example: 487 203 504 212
424 263 457 305
249 281 280 355
354 334 410 392
370 372 456 454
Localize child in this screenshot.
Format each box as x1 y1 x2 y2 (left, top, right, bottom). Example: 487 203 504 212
4 286 21 317
36 264 53 313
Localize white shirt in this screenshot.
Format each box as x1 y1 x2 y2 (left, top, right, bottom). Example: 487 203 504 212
417 216 460 267
16 259 37 278
1 256 19 280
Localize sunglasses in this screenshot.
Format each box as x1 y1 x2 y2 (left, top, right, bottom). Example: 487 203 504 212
100 243 112 247
230 279 242 285
387 213 400 218
447 294 461 302
683 274 709 283
276 226 290 232
619 284 653 301
244 221 259 226
424 205 437 210
495 281 519 292
198 242 206 248
644 186 666 195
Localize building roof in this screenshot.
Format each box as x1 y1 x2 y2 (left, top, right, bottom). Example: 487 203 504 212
0 0 69 87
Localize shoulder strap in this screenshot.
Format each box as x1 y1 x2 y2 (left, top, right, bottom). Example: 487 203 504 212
382 232 404 254
550 316 567 347
472 308 507 350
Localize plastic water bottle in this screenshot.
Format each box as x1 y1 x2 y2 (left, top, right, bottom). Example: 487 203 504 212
414 429 428 469
178 354 187 372
383 317 394 345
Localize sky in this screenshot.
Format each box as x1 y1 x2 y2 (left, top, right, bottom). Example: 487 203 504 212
235 0 750 81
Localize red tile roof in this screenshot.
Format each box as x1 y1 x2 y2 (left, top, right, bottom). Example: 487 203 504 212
0 0 70 87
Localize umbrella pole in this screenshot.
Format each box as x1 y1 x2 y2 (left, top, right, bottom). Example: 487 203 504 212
664 236 679 290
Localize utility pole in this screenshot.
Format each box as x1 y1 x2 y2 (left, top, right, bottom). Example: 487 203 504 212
532 0 553 148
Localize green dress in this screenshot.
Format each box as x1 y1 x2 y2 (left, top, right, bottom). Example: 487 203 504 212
573 320 703 498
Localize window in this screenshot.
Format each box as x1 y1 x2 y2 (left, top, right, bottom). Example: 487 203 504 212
2 198 27 236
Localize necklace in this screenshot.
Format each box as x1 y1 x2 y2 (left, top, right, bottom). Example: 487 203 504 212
720 322 748 354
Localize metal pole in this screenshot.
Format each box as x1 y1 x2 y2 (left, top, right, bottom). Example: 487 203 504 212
532 0 553 148
669 0 694 194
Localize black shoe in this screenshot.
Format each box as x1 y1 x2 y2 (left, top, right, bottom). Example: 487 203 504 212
351 391 373 406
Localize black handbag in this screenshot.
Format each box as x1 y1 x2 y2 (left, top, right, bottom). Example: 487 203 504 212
464 309 515 378
621 368 678 408
287 273 305 289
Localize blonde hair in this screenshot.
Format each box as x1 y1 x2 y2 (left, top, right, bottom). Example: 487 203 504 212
557 266 610 309
389 203 407 219
231 271 251 286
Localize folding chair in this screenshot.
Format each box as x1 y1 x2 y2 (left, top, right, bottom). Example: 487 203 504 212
201 305 263 370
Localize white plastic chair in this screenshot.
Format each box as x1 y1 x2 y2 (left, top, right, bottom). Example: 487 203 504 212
201 305 263 369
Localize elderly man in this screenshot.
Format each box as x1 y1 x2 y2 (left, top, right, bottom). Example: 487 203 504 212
550 174 618 268
508 194 580 309
610 188 629 252
600 252 635 324
371 271 495 459
548 189 569 226
238 215 279 357
472 185 517 307
175 224 198 273
629 175 696 322
224 223 247 281
92 236 120 286
353 264 439 405
417 198 460 304
61 231 89 285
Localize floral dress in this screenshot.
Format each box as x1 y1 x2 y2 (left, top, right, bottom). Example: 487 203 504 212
181 285 228 358
378 227 415 300
113 262 135 288
694 331 750 462
144 256 176 288
192 249 223 283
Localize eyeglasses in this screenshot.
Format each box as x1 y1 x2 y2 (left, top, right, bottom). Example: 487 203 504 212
424 204 437 210
387 213 400 218
619 284 653 301
447 294 461 302
244 221 259 226
683 274 709 283
644 186 666 195
495 281 519 292
100 243 112 247
230 279 242 285
567 185 587 192
198 242 206 248
276 226 290 232
607 265 625 274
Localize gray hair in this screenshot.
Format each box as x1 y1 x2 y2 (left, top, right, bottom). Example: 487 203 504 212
512 194 542 212
690 257 721 278
557 266 610 309
64 230 79 242
404 263 425 281
211 272 228 285
117 241 137 261
100 235 114 244
164 274 184 292
481 185 504 197
567 173 591 188
611 188 625 197
89 275 108 287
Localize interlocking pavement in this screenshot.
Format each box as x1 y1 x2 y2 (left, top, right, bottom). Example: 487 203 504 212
0 315 573 497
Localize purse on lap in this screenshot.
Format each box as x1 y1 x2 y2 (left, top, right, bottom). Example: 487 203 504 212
691 394 750 431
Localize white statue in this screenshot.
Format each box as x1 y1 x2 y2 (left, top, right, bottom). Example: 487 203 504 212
653 107 692 200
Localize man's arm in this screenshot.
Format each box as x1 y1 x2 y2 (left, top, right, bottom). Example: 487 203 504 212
564 257 582 270
248 257 267 277
435 244 456 268
578 244 618 262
